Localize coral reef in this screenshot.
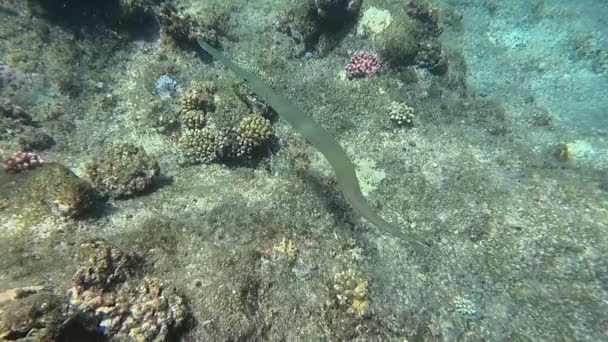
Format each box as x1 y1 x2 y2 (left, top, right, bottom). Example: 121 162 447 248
232 82 274 119
0 67 53 150
0 0 605 340
212 81 275 130
286 141 312 176
180 109 207 131
158 3 195 45
84 143 160 199
453 296 477 316
374 16 419 67
116 0 156 21
31 164 96 218
141 100 180 135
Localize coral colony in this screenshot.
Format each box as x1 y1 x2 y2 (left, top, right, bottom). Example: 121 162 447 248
154 74 182 99
345 51 382 78
2 151 44 172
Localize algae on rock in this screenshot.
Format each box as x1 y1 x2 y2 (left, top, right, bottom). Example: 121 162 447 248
84 143 160 199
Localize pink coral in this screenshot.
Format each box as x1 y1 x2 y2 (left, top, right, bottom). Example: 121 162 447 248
345 51 382 78
2 151 44 173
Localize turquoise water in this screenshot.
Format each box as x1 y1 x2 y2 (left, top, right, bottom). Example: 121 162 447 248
0 0 606 341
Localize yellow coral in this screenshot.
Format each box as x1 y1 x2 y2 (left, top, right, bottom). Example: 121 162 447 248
272 238 298 258
348 299 369 317
556 143 574 161
236 114 273 147
334 269 369 317
357 7 393 37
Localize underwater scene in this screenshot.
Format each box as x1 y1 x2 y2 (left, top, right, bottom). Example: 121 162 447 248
0 0 606 341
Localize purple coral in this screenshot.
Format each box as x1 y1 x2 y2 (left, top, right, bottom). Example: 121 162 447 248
345 51 382 78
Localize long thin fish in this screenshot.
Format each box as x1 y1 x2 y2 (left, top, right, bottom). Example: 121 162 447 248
198 39 428 253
